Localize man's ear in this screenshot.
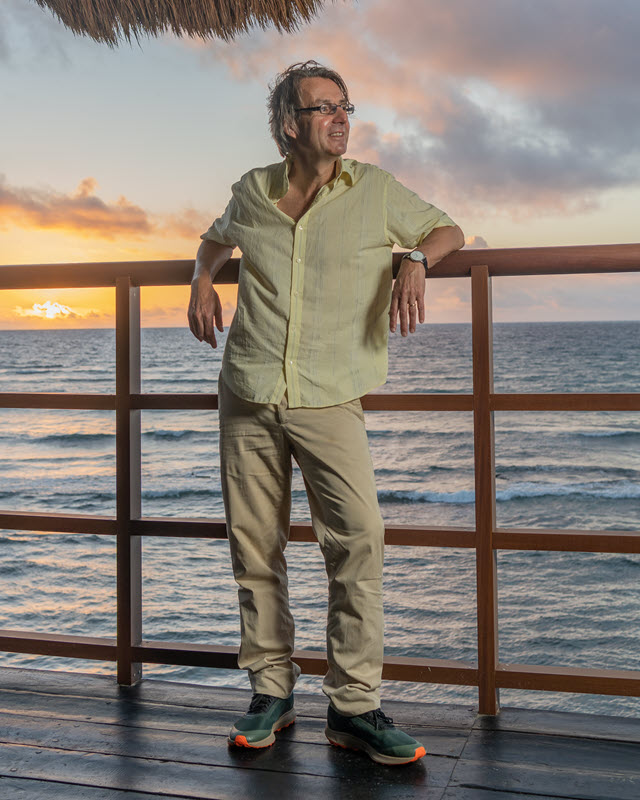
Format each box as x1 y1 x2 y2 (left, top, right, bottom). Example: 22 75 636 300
284 122 298 141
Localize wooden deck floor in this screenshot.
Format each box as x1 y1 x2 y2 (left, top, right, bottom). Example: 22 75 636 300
0 667 638 799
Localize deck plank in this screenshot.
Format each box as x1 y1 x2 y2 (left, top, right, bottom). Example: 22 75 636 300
0 777 195 800
0 711 455 787
461 728 640 774
441 790 569 800
1 667 639 800
0 693 468 758
475 705 640 743
0 667 477 729
0 742 447 800
448 759 640 800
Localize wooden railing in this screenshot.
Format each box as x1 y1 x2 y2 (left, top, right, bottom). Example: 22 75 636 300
1 243 639 714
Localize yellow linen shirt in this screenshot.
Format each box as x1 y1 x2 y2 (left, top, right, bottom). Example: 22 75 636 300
201 157 456 408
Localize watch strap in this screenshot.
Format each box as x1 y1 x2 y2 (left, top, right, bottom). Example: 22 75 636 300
401 251 429 273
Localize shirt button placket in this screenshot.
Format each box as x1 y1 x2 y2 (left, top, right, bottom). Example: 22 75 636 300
285 216 307 406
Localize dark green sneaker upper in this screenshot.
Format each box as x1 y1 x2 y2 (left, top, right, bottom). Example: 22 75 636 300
229 693 295 747
326 705 426 764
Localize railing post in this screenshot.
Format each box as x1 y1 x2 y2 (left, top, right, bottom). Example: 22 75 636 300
471 265 500 715
116 276 142 685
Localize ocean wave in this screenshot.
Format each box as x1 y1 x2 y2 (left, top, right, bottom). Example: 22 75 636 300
577 430 640 439
34 433 114 446
143 429 208 441
378 480 640 505
497 464 639 479
142 487 221 500
367 428 468 440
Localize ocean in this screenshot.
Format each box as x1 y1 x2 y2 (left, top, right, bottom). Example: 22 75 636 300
0 321 638 716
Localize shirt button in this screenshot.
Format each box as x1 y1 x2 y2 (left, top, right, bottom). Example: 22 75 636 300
289 360 293 365
296 258 302 263
298 225 303 230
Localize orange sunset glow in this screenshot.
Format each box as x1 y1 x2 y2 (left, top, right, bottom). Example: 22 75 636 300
0 285 239 330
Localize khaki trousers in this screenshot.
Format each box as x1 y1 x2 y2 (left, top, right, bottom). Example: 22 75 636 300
218 372 385 715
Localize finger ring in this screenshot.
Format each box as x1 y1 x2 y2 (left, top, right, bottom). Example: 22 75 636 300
409 301 417 307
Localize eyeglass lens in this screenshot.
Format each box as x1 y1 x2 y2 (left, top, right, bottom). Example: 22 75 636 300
321 103 354 115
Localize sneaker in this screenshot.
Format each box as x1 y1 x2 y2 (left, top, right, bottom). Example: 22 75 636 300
325 705 426 765
228 692 295 748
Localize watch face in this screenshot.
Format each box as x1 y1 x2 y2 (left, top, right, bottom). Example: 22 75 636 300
410 251 423 262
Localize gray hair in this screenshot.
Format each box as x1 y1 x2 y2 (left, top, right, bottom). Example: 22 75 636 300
267 60 350 157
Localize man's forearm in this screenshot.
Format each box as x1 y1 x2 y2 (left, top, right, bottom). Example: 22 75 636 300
193 239 235 283
415 225 465 269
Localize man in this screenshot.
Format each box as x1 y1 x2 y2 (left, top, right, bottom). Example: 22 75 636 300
188 61 464 766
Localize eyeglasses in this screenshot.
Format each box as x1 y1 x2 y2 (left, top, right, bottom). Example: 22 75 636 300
295 102 355 116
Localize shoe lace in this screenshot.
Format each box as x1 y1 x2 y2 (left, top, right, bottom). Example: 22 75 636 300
248 693 276 714
363 708 395 730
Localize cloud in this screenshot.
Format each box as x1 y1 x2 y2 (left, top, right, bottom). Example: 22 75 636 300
195 0 640 219
158 208 214 239
0 175 214 241
0 175 153 239
464 236 489 249
14 300 104 320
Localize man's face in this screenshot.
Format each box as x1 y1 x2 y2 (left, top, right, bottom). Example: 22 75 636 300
291 77 350 160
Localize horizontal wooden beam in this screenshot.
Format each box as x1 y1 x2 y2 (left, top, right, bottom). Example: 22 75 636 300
360 393 473 412
495 528 640 554
133 392 474 412
0 393 116 410
3 631 638 697
0 630 116 660
2 243 638 290
131 518 475 547
6 514 637 555
497 662 640 696
134 640 479 685
0 511 116 536
133 393 218 410
384 526 476 548
492 393 640 412
3 390 638 414
131 518 228 538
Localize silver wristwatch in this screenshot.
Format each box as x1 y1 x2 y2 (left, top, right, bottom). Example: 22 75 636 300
401 250 429 272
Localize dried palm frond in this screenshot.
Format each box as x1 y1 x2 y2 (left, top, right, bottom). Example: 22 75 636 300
31 0 326 45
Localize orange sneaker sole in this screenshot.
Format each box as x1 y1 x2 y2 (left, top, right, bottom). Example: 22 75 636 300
327 736 426 765
230 717 296 748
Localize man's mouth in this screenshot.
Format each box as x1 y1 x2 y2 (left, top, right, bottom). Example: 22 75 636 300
329 132 345 138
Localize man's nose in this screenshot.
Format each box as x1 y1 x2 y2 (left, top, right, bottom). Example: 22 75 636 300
333 105 348 122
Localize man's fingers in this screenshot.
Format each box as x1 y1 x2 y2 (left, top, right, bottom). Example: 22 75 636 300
418 295 426 324
408 301 418 334
214 293 224 332
389 294 399 332
202 306 217 347
400 303 409 336
188 304 203 341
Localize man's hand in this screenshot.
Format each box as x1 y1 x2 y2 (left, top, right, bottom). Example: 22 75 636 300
389 260 426 336
188 275 224 348
389 225 464 335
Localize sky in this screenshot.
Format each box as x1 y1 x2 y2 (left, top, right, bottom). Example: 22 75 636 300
1 0 639 328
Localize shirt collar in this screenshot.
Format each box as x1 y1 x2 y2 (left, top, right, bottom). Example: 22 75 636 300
271 156 354 201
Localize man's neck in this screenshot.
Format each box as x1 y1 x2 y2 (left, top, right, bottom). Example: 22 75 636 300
287 154 340 197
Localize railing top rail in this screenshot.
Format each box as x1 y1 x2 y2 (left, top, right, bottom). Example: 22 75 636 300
1 243 639 289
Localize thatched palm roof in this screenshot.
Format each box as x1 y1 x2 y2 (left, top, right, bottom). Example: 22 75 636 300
32 0 326 45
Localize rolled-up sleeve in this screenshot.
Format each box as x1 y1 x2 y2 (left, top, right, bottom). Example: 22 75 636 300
385 176 456 248
200 195 238 247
